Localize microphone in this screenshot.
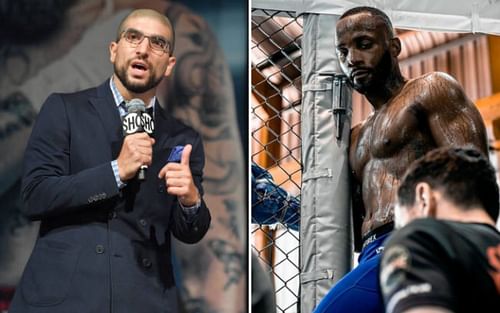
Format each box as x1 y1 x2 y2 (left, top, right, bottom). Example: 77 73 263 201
122 98 155 181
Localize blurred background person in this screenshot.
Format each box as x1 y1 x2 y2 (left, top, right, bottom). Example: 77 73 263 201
380 146 500 313
252 251 276 313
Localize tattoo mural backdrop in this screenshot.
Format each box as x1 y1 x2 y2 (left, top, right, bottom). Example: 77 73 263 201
0 1 247 312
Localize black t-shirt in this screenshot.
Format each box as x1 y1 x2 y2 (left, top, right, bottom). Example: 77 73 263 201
380 219 500 313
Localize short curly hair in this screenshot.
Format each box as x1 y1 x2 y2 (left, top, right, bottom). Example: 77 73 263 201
339 6 395 38
397 146 499 221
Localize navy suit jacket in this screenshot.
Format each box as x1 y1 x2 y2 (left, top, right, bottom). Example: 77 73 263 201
11 80 211 313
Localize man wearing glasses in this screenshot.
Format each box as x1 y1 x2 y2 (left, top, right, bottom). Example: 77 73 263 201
10 9 211 313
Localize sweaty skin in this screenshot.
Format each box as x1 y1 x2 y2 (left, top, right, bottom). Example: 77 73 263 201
336 12 488 250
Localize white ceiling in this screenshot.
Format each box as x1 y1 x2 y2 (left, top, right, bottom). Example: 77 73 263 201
252 0 500 35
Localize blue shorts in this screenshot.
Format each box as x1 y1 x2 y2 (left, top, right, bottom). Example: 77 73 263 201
312 227 392 313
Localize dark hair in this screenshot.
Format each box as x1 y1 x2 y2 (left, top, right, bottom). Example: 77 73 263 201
398 146 500 221
339 6 395 38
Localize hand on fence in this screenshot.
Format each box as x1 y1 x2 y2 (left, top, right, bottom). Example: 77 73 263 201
251 163 300 231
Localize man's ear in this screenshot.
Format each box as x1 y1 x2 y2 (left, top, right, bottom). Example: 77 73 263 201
389 37 401 58
163 56 176 78
109 41 117 63
415 182 437 218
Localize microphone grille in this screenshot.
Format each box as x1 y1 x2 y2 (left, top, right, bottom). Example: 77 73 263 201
126 98 146 113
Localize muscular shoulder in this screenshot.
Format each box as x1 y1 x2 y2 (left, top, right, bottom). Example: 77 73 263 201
350 122 363 145
411 72 469 109
414 72 461 91
409 71 488 153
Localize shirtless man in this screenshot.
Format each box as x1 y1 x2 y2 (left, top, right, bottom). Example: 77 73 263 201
313 6 488 313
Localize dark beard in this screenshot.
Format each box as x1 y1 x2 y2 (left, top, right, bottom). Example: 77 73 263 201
352 50 393 95
114 64 162 94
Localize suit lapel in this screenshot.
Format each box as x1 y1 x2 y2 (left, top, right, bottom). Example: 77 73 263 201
89 80 124 159
152 101 181 172
153 100 172 149
86 83 178 163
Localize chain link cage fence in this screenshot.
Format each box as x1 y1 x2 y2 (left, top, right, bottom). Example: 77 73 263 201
251 5 499 313
251 8 303 313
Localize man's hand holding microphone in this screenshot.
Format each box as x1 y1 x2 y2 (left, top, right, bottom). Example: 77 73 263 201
116 98 199 206
117 98 155 181
117 132 155 181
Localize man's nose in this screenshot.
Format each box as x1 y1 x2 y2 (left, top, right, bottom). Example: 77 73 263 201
135 38 150 55
347 49 362 66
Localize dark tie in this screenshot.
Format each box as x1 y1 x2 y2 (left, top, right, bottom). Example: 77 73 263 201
146 106 154 118
119 101 127 118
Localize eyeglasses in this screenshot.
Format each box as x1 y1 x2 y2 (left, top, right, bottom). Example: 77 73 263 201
120 28 171 55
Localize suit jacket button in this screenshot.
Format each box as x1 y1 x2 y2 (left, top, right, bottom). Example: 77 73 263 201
158 184 165 193
139 219 147 226
142 258 152 268
96 245 105 254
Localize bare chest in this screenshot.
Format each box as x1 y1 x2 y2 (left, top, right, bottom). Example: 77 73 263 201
350 102 425 178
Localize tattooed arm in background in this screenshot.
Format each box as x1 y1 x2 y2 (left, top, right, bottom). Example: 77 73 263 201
160 3 246 313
